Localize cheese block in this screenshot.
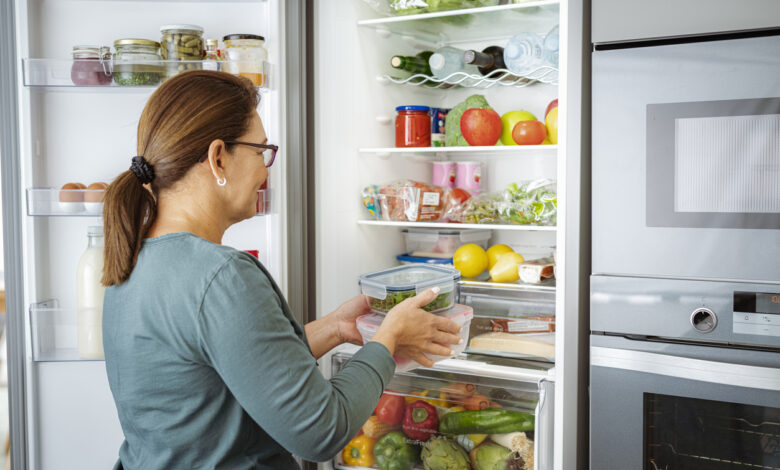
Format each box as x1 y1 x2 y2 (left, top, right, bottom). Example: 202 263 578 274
469 332 555 358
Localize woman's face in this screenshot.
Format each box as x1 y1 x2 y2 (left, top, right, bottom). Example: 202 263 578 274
221 111 270 221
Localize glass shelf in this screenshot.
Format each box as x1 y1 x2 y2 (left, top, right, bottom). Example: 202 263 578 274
358 1 560 43
359 144 557 158
26 188 271 217
379 66 558 89
22 58 269 89
358 220 556 231
30 300 101 362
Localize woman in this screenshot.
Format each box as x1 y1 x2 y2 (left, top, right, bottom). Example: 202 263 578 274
101 70 462 470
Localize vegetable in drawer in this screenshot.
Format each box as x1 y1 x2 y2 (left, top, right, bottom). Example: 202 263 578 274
439 409 534 435
374 432 420 470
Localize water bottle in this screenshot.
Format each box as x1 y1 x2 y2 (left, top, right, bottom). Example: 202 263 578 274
544 25 560 67
503 32 552 77
428 46 480 86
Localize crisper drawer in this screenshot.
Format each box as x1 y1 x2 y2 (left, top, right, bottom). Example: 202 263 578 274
331 352 554 470
459 283 556 362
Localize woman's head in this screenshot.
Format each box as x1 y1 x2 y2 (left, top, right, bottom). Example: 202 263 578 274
102 70 264 286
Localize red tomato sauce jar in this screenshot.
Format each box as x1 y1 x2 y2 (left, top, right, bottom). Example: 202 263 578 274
395 105 431 147
71 45 113 86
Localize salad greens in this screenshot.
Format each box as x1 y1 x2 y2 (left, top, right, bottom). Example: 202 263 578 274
464 179 557 225
389 0 498 15
369 290 453 313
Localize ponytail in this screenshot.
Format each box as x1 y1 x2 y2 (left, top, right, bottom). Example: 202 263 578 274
101 70 259 286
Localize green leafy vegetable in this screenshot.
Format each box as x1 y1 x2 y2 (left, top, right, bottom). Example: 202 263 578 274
463 179 557 226
369 290 453 313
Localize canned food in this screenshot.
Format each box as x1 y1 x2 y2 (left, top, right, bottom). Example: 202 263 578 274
160 24 204 78
395 106 431 148
223 34 268 87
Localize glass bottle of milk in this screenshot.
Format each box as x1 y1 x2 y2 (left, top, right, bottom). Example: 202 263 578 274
77 226 105 359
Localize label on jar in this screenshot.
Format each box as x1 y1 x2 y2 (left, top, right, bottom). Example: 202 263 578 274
202 61 220 71
422 192 440 206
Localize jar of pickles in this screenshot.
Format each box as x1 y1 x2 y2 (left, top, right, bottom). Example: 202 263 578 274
160 24 204 78
113 39 163 86
70 46 112 86
223 34 267 87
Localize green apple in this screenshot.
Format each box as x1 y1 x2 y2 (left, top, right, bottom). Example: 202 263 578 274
500 110 537 145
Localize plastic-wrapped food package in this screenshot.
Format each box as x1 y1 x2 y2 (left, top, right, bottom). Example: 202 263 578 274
464 179 557 225
378 181 447 222
362 0 499 16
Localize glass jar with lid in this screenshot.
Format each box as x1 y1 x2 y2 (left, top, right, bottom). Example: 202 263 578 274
70 45 112 86
160 24 204 78
202 39 221 71
223 34 268 87
113 39 163 86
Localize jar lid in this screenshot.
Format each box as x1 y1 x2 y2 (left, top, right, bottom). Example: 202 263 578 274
114 38 160 47
223 34 265 42
160 24 204 34
205 38 219 46
71 45 111 59
396 105 431 112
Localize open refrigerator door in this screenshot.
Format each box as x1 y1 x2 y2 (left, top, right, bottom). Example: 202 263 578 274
3 0 301 468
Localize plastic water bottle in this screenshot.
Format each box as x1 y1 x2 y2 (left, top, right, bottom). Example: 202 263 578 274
428 46 480 86
503 32 552 77
544 25 560 67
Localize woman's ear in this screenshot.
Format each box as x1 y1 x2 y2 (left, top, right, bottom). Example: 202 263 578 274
206 139 227 181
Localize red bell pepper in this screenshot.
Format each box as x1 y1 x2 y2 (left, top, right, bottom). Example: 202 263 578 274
402 400 438 442
375 391 405 426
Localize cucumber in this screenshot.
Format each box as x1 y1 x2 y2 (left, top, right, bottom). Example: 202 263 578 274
439 409 534 435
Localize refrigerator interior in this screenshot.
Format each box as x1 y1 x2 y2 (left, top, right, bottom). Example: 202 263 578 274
13 0 287 468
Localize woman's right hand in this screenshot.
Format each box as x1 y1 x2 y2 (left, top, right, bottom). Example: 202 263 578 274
371 287 463 368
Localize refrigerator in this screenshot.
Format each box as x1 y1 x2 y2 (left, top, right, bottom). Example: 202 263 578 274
0 1 588 469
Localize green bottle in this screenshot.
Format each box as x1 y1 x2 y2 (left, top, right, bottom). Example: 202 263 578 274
390 50 434 76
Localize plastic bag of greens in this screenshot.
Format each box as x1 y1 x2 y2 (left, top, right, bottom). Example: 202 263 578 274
361 0 498 16
463 179 557 226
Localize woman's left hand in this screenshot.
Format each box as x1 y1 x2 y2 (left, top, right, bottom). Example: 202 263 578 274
330 295 372 346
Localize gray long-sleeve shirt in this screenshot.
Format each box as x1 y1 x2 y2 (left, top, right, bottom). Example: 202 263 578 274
103 232 395 469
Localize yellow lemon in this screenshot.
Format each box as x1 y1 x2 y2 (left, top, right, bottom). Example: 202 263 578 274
545 107 558 144
453 244 488 278
486 244 515 270
489 252 526 283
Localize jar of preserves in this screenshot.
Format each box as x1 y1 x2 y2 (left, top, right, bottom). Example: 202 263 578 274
113 39 163 86
202 38 221 71
70 45 112 86
223 34 268 87
160 24 204 78
395 106 431 147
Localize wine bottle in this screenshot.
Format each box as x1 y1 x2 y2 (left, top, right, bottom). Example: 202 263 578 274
390 51 434 76
463 46 507 76
428 46 480 86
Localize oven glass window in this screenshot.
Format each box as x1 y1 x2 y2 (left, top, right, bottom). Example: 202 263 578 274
675 114 780 214
645 393 780 470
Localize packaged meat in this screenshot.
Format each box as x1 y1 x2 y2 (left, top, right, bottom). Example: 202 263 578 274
378 180 446 222
518 257 555 284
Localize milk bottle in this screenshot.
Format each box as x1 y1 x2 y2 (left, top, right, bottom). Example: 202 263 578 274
77 226 105 359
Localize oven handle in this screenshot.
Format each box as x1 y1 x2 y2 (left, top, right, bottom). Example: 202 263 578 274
591 346 780 391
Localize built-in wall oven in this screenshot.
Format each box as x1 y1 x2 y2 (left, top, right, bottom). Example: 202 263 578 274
590 14 780 470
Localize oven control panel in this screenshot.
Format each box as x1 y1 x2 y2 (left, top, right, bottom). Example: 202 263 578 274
690 307 717 333
733 291 780 338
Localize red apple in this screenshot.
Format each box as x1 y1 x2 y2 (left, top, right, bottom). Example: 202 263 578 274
545 99 558 118
461 108 502 146
512 120 547 145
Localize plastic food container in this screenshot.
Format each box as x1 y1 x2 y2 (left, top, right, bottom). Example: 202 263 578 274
113 39 163 86
396 254 454 269
356 304 473 372
359 265 460 314
160 24 204 78
395 106 431 147
70 46 112 86
402 228 491 259
223 34 268 87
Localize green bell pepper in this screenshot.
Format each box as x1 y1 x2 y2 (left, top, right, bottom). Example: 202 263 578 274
374 431 420 470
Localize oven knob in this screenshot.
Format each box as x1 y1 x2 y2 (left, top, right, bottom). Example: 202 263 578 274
690 308 717 333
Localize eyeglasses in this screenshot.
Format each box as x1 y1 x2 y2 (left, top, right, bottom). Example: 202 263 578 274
199 141 279 168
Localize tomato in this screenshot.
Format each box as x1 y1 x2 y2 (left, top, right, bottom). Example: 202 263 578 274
511 120 547 145
460 108 502 146
375 392 405 425
449 188 471 205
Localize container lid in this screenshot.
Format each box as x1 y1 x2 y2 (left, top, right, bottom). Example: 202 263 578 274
396 254 453 265
357 303 473 336
402 228 492 243
359 265 460 294
160 24 204 33
71 45 111 59
114 38 160 47
205 38 219 46
396 105 431 112
429 53 445 70
223 34 265 42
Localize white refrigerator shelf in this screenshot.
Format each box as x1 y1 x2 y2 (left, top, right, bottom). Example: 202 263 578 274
26 188 271 217
378 66 558 89
29 300 101 362
22 58 270 89
358 220 556 231
359 145 557 158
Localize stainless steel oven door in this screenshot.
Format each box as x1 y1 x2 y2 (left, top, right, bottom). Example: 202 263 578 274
590 335 780 470
592 32 780 282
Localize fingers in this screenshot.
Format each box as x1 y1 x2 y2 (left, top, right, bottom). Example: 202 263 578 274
409 351 435 368
412 287 441 308
433 317 462 335
423 343 454 357
432 331 463 347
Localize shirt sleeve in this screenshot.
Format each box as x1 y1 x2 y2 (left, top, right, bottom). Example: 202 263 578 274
197 255 395 462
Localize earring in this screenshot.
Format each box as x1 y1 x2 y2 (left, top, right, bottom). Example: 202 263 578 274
217 177 227 186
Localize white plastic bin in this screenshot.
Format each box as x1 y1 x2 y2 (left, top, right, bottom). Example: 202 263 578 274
402 228 491 259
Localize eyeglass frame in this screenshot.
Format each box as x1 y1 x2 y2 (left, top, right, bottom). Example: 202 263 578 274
198 140 279 168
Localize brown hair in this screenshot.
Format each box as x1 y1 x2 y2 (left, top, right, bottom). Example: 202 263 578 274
101 70 259 286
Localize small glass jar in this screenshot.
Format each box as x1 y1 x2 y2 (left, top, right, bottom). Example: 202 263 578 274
223 34 268 87
395 106 431 147
113 39 163 86
160 24 204 78
70 45 112 86
202 38 221 71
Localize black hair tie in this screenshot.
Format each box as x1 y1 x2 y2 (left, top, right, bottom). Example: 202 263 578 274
130 156 155 184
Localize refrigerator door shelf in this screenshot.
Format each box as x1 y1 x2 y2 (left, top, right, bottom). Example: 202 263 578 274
29 300 103 362
22 58 270 89
26 188 271 217
332 348 554 470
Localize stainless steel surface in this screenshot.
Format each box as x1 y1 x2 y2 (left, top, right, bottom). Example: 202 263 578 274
690 307 716 333
592 0 780 44
0 0 29 467
592 33 780 282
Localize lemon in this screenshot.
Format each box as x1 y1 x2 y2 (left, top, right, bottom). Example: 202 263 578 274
486 244 515 270
453 244 488 278
489 252 526 283
545 107 558 144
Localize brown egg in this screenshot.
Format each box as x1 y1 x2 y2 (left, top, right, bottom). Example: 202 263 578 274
85 182 108 203
59 183 85 203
